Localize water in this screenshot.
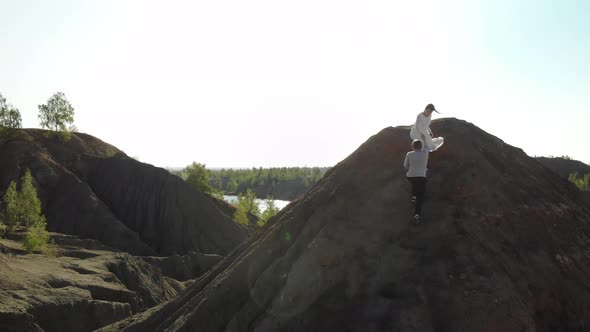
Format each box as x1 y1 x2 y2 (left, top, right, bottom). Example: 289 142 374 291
223 195 290 212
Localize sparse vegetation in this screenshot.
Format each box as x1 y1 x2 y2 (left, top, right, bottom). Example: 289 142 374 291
568 172 590 191
1 169 50 252
105 146 118 158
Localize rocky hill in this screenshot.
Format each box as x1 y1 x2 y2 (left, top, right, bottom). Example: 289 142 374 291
100 118 590 332
0 128 250 256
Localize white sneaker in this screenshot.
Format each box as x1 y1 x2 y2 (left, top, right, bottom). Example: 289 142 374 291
413 214 421 224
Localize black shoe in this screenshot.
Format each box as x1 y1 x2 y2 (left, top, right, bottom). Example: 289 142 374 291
412 214 421 224
411 196 417 203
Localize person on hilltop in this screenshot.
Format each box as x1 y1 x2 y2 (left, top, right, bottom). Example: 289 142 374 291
404 139 429 224
410 103 444 152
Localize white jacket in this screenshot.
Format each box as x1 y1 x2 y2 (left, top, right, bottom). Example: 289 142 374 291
410 112 444 152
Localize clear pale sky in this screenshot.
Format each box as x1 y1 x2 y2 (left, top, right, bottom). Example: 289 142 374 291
1 0 588 168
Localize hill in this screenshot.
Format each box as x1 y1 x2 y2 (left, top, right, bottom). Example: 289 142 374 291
0 128 250 256
100 118 590 332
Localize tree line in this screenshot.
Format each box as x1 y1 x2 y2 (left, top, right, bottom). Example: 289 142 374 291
173 164 330 201
210 166 329 200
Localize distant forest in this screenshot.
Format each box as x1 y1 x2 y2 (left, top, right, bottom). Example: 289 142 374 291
170 166 330 201
208 167 330 200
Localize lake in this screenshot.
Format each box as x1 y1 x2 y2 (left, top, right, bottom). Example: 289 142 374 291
223 195 290 212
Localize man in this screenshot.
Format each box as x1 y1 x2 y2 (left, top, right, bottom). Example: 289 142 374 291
403 139 428 223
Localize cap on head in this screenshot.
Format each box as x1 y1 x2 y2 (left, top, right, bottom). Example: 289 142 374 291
425 103 439 113
412 139 423 150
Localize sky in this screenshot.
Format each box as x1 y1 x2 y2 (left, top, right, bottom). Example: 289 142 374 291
0 0 588 168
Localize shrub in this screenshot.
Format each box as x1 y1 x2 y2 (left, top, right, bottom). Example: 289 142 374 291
568 172 590 191
233 206 249 226
105 146 118 158
23 216 50 253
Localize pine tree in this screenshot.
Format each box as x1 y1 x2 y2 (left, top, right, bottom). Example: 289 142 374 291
1 169 49 252
18 170 44 228
2 181 19 230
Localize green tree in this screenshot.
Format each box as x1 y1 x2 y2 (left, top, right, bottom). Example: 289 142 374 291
233 189 260 225
38 92 75 132
184 162 213 193
2 181 20 230
258 196 280 226
239 189 260 216
1 170 49 252
18 170 44 228
0 92 22 128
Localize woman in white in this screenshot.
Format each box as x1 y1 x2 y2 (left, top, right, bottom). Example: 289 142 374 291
410 103 444 152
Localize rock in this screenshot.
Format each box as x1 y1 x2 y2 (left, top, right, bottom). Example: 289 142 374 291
99 118 590 332
0 233 180 331
139 252 223 281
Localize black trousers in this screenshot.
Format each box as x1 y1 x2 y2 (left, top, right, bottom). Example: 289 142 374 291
407 177 426 216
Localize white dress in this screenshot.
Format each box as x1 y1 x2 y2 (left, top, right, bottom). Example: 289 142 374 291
410 113 444 152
